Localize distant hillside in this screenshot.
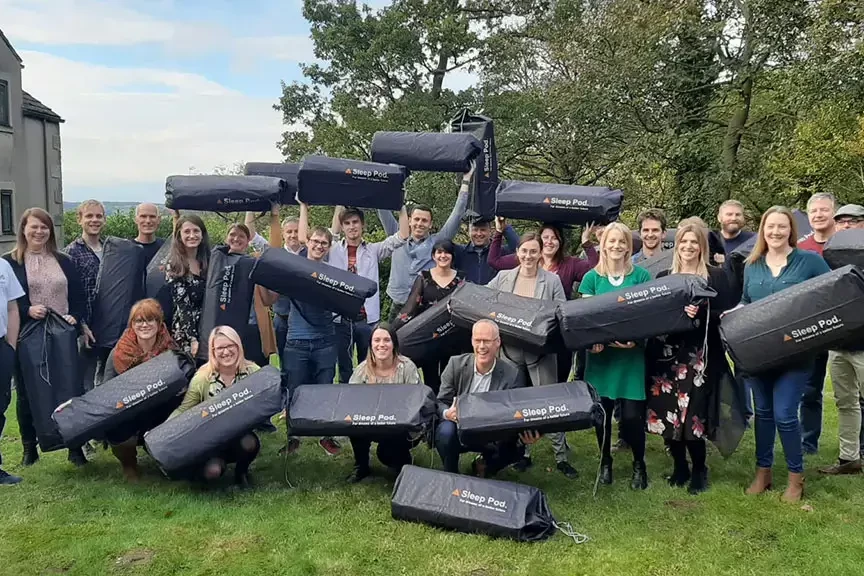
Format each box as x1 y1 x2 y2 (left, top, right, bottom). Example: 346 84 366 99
63 202 164 215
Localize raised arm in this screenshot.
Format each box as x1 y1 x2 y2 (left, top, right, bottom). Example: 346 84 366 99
488 227 519 271
377 208 399 236
436 164 474 241
330 206 344 236
298 201 310 244
502 224 520 254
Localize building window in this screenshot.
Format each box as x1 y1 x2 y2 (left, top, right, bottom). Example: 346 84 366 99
0 80 9 126
0 190 12 235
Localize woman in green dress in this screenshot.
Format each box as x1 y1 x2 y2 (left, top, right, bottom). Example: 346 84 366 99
579 222 652 490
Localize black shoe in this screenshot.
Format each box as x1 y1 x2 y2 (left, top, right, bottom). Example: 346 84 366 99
599 460 613 485
667 464 691 487
68 448 88 467
255 421 278 434
688 467 708 495
513 456 532 472
631 460 648 491
346 466 371 484
0 468 23 485
21 444 39 467
556 461 578 480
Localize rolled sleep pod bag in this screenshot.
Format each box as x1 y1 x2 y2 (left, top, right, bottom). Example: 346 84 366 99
250 248 377 318
197 247 257 362
395 296 465 362
297 155 407 210
495 180 623 226
640 250 674 279
557 274 716 350
145 239 175 328
243 162 299 205
288 384 437 438
165 175 286 212
144 366 282 474
448 283 561 353
92 237 147 349
457 381 603 445
391 466 588 543
450 109 498 220
720 265 864 374
823 229 864 270
370 131 482 173
52 351 194 448
17 312 83 452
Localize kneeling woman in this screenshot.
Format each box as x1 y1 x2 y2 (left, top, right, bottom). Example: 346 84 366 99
170 326 261 487
347 324 422 483
102 299 179 481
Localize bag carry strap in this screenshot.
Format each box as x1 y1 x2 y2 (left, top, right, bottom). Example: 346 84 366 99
553 521 590 544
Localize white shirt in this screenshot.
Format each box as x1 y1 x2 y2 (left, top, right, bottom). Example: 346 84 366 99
468 360 496 395
0 258 25 340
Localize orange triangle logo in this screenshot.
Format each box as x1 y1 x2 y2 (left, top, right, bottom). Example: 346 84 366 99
217 199 223 204
783 334 792 342
345 168 352 175
432 333 439 339
344 415 352 422
219 304 226 311
514 410 523 419
201 410 209 418
452 489 461 497
617 296 626 303
115 401 125 409
311 272 318 278
489 312 496 318
543 197 551 204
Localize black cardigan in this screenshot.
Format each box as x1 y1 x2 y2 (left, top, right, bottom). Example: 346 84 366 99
2 252 86 333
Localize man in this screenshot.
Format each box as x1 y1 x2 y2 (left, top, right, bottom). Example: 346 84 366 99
632 209 667 263
453 217 519 285
380 162 475 322
716 199 755 260
65 200 107 398
798 192 837 454
317 205 408 383
0 256 25 484
280 205 342 456
435 319 540 477
132 203 165 265
819 204 864 474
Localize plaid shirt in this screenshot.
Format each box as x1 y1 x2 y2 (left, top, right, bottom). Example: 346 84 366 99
63 238 102 327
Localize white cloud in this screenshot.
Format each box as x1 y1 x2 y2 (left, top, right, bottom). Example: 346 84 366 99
231 35 318 73
21 51 288 201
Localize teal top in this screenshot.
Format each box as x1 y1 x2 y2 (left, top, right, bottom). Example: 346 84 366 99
578 266 652 401
742 248 830 304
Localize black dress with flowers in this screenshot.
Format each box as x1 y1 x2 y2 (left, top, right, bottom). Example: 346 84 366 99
647 267 734 442
168 272 205 353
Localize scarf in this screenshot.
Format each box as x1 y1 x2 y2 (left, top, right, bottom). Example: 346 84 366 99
113 323 177 375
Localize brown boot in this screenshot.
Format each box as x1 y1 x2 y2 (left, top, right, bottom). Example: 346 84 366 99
111 440 139 482
781 472 805 503
745 467 773 495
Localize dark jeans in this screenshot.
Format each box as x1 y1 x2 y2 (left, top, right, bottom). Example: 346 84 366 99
435 420 524 476
557 350 574 383
79 344 110 393
282 338 336 399
0 337 14 466
747 367 809 473
800 352 828 453
274 315 289 408
180 432 261 481
349 435 416 472
598 397 646 463
242 322 268 367
574 349 587 381
335 320 375 384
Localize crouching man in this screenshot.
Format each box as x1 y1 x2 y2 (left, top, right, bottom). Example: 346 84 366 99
435 319 540 477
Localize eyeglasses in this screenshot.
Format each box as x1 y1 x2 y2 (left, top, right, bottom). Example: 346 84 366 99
836 218 863 225
215 344 239 353
133 318 157 325
309 239 330 247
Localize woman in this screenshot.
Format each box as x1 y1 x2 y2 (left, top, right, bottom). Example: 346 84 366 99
3 208 88 467
648 224 736 494
579 223 652 490
101 299 179 481
170 326 261 487
166 215 210 357
489 218 600 383
393 239 464 394
346 324 422 483
487 233 578 479
222 223 269 367
738 206 830 503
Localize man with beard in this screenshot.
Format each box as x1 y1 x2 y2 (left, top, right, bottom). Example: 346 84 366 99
632 209 667 264
132 203 165 265
798 192 837 454
716 200 755 261
453 217 519 285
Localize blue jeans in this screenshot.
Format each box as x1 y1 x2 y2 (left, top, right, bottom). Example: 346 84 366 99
747 367 810 473
800 352 828 453
335 320 375 384
282 338 336 401
434 420 523 476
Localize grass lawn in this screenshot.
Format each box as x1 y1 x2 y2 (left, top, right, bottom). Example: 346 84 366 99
1 382 864 576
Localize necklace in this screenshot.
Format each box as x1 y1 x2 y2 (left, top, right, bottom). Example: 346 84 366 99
608 273 624 287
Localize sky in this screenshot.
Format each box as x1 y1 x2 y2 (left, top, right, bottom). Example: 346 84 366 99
1 0 466 203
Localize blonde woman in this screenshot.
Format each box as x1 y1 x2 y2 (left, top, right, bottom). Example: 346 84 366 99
171 326 261 487
648 224 736 494
578 222 652 490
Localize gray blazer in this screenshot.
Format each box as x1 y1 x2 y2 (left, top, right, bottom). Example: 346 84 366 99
437 353 527 413
486 267 566 303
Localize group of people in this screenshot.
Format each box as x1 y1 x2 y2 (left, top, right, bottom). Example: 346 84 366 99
0 170 862 505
